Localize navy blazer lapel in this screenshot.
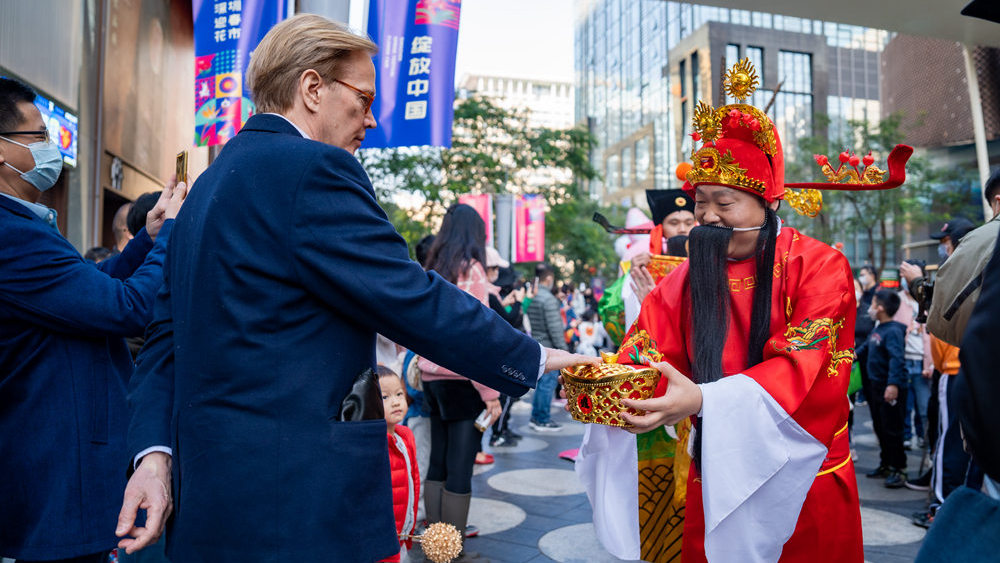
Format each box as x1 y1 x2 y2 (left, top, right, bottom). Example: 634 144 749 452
239 113 304 137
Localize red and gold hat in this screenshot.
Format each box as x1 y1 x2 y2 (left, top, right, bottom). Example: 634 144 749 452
680 58 913 217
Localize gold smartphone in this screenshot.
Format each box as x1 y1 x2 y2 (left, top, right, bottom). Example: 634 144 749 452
175 150 188 184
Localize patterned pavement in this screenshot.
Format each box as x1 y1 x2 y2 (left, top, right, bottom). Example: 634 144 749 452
431 393 930 562
2 398 930 563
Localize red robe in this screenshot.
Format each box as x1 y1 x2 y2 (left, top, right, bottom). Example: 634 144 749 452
621 227 863 562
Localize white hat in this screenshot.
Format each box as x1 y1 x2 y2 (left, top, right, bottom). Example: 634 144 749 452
485 246 509 268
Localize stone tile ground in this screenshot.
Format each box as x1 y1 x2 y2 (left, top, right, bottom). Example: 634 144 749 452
441 394 930 562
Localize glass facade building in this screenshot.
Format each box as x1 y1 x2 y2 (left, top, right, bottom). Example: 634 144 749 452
575 1 888 206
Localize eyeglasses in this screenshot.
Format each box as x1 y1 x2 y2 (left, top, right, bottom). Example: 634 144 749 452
332 79 375 115
0 128 50 143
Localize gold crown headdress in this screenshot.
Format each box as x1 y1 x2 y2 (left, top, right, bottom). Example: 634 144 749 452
681 58 913 217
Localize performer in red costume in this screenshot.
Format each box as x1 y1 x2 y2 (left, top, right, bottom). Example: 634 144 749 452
606 58 912 562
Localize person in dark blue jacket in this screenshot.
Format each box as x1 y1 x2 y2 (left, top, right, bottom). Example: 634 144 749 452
863 288 909 488
0 76 184 562
115 15 593 563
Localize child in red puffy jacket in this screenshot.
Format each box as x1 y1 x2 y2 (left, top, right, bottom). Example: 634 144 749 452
378 366 421 562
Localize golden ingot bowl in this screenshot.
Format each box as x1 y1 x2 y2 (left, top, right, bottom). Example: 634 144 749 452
561 362 661 427
647 255 685 282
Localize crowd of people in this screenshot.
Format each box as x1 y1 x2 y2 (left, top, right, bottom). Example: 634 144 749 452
852 169 1000 546
2 11 999 563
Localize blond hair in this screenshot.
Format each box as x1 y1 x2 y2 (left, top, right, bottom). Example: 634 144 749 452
246 14 377 113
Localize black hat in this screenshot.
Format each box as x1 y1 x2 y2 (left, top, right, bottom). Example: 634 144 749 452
646 189 695 225
961 0 1000 24
494 266 517 289
930 217 975 243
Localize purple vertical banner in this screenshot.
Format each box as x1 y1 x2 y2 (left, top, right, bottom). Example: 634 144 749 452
193 0 286 146
363 0 461 149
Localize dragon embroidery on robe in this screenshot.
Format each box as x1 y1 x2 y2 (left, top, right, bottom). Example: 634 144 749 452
776 317 853 377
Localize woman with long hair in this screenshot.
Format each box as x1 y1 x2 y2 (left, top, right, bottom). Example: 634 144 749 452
417 204 500 561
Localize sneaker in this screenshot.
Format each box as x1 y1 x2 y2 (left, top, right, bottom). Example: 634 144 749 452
529 419 562 432
489 434 509 448
903 439 912 450
918 437 927 449
904 470 932 491
505 429 524 440
465 524 479 538
866 465 891 479
911 506 938 529
885 469 907 489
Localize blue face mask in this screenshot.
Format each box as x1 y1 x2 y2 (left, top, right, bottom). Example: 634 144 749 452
937 243 949 263
1 136 63 192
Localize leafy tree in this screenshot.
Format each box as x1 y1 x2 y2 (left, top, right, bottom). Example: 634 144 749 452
359 96 623 282
783 113 980 272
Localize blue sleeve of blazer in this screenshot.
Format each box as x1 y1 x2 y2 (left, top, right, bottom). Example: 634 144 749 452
96 227 155 280
0 218 173 337
289 149 541 390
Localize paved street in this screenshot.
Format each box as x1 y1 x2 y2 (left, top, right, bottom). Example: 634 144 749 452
431 393 930 562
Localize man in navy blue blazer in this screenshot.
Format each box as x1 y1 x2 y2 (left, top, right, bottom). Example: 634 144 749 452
117 15 594 563
0 77 186 562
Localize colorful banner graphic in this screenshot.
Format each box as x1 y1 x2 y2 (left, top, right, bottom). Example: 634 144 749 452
193 0 286 146
1 75 79 167
363 0 462 149
458 193 493 246
35 95 78 168
514 194 545 263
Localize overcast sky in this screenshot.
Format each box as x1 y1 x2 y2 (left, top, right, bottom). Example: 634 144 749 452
353 0 576 82
453 0 575 83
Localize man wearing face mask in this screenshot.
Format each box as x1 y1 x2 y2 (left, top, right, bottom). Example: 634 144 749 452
579 58 912 562
0 77 186 562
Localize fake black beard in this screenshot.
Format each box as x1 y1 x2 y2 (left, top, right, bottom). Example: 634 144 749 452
688 224 733 385
687 209 778 384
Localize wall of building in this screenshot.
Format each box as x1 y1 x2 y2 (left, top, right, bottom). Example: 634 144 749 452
881 35 1000 147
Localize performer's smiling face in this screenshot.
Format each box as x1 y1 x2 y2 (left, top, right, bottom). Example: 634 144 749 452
694 184 778 258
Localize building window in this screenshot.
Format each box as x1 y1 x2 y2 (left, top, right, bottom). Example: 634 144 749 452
726 44 740 65
622 146 633 187
746 46 765 107
679 59 687 98
775 50 813 153
690 51 700 101
635 137 650 182
606 154 620 192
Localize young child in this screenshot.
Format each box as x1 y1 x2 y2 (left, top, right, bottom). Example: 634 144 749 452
378 365 420 563
863 288 909 488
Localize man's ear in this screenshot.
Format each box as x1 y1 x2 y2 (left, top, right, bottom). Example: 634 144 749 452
298 69 325 113
768 199 780 212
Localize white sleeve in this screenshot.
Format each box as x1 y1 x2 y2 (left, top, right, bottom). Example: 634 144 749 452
133 446 173 470
575 424 641 560
537 343 547 380
622 273 641 328
698 374 827 563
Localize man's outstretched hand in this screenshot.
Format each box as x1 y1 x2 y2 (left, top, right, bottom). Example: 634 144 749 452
116 451 173 554
544 347 600 373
